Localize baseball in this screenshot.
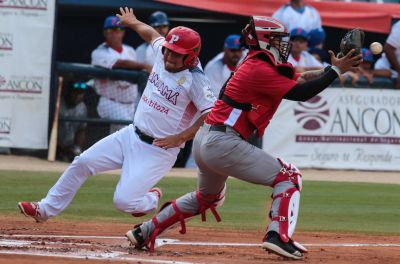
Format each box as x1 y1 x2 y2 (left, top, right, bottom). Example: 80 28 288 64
369 42 383 55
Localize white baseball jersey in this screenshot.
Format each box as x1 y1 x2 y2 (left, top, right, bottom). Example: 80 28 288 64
91 43 139 121
134 37 216 139
204 52 232 96
288 51 324 69
374 21 400 78
136 42 157 66
273 4 322 32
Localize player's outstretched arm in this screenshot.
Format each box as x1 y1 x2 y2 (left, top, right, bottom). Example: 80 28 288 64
117 7 160 44
153 113 208 150
284 50 362 101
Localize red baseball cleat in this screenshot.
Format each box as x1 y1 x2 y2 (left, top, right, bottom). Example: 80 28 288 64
18 201 45 223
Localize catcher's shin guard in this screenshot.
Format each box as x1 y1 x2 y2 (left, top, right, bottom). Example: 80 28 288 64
268 158 307 252
144 189 225 252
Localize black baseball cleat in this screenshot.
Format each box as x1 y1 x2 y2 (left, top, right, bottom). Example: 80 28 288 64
262 231 304 260
126 225 146 249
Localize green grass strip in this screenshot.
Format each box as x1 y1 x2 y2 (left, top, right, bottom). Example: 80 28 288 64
1 170 399 234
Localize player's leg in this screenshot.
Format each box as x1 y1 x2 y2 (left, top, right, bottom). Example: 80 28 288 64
201 129 305 259
112 127 179 215
182 125 306 259
19 125 129 222
126 125 228 251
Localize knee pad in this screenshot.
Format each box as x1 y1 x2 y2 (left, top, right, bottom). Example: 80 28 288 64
272 158 302 191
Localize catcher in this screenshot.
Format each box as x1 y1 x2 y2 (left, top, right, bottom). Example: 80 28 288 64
125 17 363 260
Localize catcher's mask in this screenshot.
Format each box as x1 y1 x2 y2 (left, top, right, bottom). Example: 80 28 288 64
241 16 291 63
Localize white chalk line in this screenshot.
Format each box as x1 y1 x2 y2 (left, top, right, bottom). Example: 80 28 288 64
2 234 400 248
0 250 194 264
2 234 400 264
1 234 125 239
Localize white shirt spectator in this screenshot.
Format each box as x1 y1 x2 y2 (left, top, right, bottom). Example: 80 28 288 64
204 52 232 96
288 51 324 68
91 43 139 121
136 42 156 66
374 21 400 78
273 4 322 32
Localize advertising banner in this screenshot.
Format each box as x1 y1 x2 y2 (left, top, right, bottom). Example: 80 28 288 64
263 88 400 171
0 0 56 148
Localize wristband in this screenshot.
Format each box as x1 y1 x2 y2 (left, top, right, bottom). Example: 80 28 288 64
330 65 341 76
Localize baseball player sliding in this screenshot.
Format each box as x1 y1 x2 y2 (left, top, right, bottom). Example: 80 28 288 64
18 7 215 223
125 17 362 260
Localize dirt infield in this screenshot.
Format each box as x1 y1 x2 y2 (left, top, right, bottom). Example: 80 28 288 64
1 155 400 263
1 215 400 264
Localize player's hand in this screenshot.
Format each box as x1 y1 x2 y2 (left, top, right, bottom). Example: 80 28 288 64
143 64 153 74
116 7 138 27
153 135 185 150
329 49 363 74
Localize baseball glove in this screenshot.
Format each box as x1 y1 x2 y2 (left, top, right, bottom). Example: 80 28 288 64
337 28 365 58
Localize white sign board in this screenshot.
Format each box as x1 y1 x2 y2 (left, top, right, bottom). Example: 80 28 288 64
0 0 56 148
263 88 400 171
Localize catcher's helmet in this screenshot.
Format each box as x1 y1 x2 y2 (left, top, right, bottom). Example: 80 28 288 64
149 11 169 27
242 16 291 63
162 26 201 68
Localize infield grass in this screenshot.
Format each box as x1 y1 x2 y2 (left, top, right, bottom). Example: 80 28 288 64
1 170 399 234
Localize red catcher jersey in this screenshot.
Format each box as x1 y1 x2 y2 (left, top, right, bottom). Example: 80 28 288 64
206 50 298 139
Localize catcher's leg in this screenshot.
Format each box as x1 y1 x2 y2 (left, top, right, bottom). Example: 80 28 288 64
126 184 227 252
262 158 307 260
126 125 228 252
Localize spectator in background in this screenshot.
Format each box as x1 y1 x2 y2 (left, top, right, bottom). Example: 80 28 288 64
204 34 244 96
357 48 375 84
136 11 170 67
309 47 330 67
57 81 88 162
339 48 374 86
288 28 324 72
273 0 322 32
308 28 326 49
374 21 400 88
92 16 152 133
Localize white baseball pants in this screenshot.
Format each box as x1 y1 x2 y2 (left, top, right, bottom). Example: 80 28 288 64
38 124 179 220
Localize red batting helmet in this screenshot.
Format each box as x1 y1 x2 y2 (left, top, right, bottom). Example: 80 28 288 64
162 26 201 68
242 16 291 63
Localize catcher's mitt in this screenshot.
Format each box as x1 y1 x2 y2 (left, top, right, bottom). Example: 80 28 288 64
337 28 365 58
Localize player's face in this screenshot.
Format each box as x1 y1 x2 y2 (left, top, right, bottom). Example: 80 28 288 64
163 48 186 72
104 28 125 46
224 48 243 66
154 25 169 37
291 38 308 54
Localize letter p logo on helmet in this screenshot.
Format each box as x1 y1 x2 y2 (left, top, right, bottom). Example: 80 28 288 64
169 34 180 44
